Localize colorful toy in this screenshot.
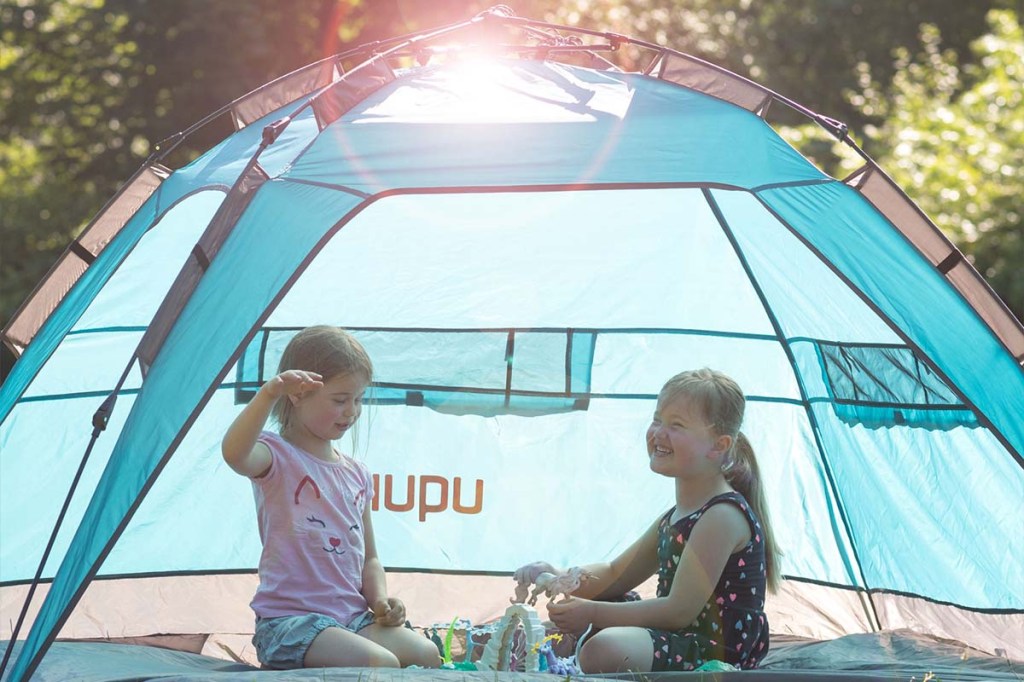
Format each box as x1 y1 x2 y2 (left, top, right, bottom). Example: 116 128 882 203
534 634 581 675
475 604 546 672
436 616 478 671
441 616 457 667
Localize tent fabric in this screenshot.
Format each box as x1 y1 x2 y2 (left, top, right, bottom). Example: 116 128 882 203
2 26 1023 681
3 631 1022 681
9 573 1020 669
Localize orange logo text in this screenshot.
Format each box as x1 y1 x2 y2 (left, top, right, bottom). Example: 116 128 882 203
371 474 484 522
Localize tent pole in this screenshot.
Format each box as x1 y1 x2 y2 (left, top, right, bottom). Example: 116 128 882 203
0 363 130 678
702 188 883 632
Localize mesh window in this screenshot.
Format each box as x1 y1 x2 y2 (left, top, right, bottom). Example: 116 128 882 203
234 327 595 417
817 341 978 429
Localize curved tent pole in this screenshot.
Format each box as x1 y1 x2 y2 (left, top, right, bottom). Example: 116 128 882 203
0 360 132 679
138 5 1024 368
702 188 883 631
837 137 1024 366
149 6 517 162
174 7 837 163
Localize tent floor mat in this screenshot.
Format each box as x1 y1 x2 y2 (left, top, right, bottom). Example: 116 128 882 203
2 630 1020 681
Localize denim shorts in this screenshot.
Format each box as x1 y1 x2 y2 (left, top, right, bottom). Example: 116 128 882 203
253 610 376 669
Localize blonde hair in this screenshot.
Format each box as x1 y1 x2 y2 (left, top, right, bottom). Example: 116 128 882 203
272 326 373 433
659 368 781 592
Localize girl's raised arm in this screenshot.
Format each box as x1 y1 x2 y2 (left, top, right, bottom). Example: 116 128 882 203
221 370 321 477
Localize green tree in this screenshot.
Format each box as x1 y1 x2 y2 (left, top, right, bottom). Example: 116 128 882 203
852 10 1024 320
1 0 141 342
535 0 1008 128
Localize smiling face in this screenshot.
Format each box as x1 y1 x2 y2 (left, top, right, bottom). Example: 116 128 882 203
646 393 725 479
290 372 369 443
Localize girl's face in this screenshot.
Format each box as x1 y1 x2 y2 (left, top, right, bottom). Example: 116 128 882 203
291 372 368 443
646 393 723 478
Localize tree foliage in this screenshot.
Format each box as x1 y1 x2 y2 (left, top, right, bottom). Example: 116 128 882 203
854 10 1024 320
536 0 1005 128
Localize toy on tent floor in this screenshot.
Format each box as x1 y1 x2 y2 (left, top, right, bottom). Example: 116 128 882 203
515 567 597 606
437 616 478 671
475 604 546 671
533 632 587 675
695 660 739 672
427 627 445 656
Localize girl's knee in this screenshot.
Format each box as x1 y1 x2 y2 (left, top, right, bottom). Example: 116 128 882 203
367 648 402 668
415 634 444 667
393 629 442 668
579 637 616 673
409 637 443 668
360 626 441 668
579 628 650 673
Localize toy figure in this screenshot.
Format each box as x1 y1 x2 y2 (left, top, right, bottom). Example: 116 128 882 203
526 567 597 605
511 580 531 605
535 635 581 675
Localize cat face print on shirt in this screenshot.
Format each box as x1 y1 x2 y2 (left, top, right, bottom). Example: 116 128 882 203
293 475 361 557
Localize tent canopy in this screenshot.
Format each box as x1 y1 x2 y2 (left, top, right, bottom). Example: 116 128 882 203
2 10 1022 681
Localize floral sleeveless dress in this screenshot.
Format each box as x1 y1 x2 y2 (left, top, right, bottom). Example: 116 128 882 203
647 492 769 670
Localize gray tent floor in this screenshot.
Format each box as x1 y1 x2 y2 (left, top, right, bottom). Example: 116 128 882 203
2 630 1021 682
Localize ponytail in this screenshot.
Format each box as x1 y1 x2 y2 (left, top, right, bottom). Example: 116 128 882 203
725 432 781 593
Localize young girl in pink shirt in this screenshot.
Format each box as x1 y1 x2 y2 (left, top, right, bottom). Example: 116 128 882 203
222 326 440 670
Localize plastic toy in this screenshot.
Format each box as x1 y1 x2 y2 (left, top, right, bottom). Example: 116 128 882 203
436 616 479 671
475 604 546 671
527 567 597 605
534 634 581 675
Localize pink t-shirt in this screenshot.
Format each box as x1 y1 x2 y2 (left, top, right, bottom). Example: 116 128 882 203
250 431 375 625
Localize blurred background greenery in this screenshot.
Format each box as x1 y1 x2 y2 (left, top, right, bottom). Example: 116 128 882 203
2 0 1022 377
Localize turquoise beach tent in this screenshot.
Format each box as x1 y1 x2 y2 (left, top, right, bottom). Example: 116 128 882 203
2 9 1023 680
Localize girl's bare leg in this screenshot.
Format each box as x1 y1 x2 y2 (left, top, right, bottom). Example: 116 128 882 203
579 626 654 673
361 622 443 668
303 626 399 668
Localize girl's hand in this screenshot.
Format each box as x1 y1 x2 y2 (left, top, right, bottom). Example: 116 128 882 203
513 561 560 585
262 370 323 399
372 597 406 627
546 596 595 634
